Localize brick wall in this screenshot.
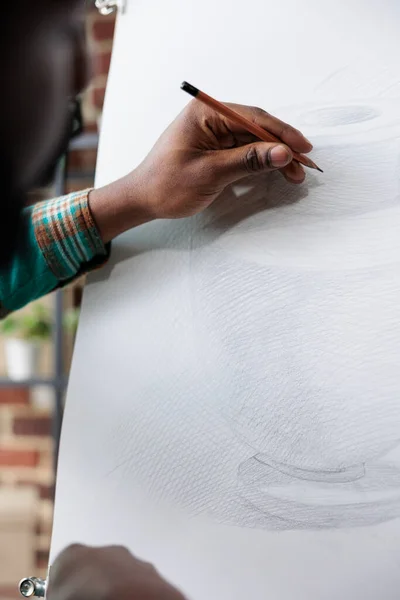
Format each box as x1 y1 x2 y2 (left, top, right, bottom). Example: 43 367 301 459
0 7 116 593
67 7 117 186
0 388 54 578
86 9 116 122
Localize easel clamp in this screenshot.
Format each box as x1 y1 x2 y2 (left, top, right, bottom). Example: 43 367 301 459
19 577 47 598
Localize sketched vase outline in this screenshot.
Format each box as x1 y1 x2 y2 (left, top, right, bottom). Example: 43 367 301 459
190 98 400 529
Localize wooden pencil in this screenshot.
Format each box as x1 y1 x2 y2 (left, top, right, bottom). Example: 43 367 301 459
181 81 322 173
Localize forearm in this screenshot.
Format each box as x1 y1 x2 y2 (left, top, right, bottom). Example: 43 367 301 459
88 172 154 244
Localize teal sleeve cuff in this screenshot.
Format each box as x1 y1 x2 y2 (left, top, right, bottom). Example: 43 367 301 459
32 189 108 280
0 190 110 317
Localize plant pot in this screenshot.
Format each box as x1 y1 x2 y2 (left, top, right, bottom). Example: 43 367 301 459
4 338 40 381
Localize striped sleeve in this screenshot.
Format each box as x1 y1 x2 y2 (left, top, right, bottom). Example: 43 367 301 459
32 189 109 281
0 189 110 317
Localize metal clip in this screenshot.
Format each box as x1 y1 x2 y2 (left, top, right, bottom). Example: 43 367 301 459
95 0 126 15
19 577 47 598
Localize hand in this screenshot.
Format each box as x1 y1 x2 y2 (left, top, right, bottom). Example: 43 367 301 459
47 544 186 600
89 100 313 242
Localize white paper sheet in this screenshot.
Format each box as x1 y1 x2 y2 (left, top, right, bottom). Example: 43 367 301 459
51 1 400 597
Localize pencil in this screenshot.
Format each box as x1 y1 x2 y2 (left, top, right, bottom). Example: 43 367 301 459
181 81 323 173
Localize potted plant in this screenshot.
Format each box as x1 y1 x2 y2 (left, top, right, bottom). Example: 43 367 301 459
0 304 52 381
63 307 80 338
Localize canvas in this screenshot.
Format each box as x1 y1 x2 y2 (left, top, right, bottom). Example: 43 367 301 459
51 0 400 597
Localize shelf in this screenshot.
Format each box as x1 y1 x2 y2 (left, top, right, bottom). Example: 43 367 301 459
0 129 98 475
69 132 99 151
0 377 67 388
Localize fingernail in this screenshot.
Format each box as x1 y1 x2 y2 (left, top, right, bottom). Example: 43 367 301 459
297 129 313 150
269 145 292 168
304 138 313 150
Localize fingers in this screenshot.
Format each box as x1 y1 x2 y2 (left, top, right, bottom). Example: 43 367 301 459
50 544 91 581
212 141 293 187
207 138 307 189
281 159 306 184
48 544 188 600
217 103 313 155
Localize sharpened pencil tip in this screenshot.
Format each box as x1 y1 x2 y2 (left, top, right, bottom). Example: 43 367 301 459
316 166 324 173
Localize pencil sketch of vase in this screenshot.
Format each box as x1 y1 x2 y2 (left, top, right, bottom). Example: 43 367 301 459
190 98 400 530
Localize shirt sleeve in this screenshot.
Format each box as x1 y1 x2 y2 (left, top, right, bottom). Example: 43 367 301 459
0 189 110 318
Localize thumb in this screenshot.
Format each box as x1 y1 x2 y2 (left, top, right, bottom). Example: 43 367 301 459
211 142 292 188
